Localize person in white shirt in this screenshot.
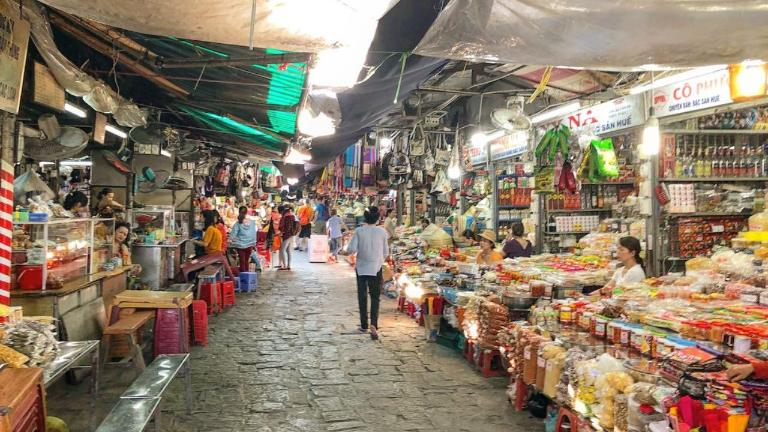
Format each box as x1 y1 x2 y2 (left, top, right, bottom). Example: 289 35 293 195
343 206 389 340
599 236 646 296
326 209 347 260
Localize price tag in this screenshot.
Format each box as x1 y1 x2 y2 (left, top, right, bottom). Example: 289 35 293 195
524 346 531 360
711 225 725 233
537 356 546 368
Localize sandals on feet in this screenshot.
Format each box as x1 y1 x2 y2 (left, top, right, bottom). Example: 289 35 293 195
369 326 379 340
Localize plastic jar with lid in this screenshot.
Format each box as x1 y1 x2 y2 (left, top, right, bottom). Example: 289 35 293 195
594 318 608 339
631 329 647 352
560 304 574 324
620 325 632 347
580 312 593 332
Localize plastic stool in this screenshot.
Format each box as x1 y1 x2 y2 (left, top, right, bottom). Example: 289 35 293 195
153 308 190 357
220 281 236 308
477 348 506 378
238 272 258 293
555 407 579 432
463 339 476 364
191 300 208 347
199 282 222 314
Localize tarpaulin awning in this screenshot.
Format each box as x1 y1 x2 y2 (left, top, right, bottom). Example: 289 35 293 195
37 0 398 52
415 0 768 70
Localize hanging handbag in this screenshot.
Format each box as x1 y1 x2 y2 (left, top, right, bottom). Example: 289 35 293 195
409 124 426 156
434 135 451 166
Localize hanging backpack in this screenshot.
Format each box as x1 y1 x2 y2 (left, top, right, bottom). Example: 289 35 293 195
378 152 392 187
388 141 409 185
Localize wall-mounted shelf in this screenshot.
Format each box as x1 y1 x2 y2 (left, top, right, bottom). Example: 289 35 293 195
547 208 613 214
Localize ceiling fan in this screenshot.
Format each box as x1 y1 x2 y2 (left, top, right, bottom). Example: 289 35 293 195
490 96 532 132
23 114 89 161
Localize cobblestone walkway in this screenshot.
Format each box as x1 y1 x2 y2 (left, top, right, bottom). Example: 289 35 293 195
48 254 542 431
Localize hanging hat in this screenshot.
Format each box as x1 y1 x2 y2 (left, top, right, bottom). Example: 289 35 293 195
477 230 497 245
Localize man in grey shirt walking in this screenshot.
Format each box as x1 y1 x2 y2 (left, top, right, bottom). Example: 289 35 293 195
345 206 389 340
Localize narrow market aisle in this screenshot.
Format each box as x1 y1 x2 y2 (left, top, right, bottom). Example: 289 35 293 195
49 252 541 432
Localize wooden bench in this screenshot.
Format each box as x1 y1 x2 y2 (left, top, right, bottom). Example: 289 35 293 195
101 310 155 373
96 354 192 432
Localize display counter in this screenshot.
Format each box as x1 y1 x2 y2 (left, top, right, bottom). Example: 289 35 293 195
132 240 188 289
10 266 132 341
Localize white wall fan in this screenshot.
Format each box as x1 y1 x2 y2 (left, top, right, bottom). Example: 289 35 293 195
490 96 532 132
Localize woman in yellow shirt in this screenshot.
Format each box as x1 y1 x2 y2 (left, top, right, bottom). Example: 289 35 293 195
193 209 235 277
196 210 223 254
476 230 504 265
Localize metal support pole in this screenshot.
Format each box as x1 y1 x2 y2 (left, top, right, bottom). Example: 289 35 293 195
396 185 404 226
490 162 499 240
408 190 415 227
648 152 661 276
428 194 436 222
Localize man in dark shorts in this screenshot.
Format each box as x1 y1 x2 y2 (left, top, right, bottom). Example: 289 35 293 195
296 199 314 251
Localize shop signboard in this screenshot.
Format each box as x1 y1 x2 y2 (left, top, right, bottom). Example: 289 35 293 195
0 2 30 114
469 131 529 165
490 131 528 161
652 69 732 117
469 144 487 166
556 94 646 135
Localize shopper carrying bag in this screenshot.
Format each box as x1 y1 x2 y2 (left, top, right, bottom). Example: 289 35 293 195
341 206 389 340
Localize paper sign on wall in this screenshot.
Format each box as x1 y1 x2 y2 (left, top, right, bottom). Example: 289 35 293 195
0 1 30 114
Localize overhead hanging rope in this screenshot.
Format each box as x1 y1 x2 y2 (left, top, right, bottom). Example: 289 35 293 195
527 66 553 104
393 52 411 104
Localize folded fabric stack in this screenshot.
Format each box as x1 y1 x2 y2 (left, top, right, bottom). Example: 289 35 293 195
659 347 723 384
688 372 748 413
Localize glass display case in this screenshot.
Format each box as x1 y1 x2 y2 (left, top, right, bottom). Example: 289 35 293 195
130 206 176 245
11 218 92 291
91 218 115 272
173 211 190 242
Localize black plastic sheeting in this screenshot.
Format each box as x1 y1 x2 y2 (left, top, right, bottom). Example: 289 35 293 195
306 0 448 170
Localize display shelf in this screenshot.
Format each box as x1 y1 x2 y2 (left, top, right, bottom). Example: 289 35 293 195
547 208 613 213
498 205 531 210
499 218 523 223
545 231 591 235
497 174 534 180
663 129 768 135
666 212 752 218
580 181 637 186
661 177 768 182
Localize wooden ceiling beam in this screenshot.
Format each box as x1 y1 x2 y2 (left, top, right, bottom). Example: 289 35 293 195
48 14 190 97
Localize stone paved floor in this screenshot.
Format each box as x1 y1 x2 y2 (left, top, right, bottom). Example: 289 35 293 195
47 253 542 431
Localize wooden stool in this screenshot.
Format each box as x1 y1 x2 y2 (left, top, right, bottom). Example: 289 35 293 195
101 310 154 374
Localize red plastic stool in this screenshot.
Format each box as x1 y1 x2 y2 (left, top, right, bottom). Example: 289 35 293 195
463 339 476 364
555 407 579 432
153 307 190 357
220 280 236 308
477 348 507 378
397 296 406 312
199 282 222 314
191 300 208 347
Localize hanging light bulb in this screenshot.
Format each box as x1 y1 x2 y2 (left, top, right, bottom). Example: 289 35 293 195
447 143 461 179
447 162 461 179
640 115 660 157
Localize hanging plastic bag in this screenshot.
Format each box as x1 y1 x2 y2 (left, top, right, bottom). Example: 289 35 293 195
590 138 619 179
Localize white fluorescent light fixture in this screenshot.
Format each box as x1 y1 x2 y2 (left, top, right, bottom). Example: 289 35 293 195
310 45 369 89
472 129 506 147
105 124 127 139
38 161 55 167
531 102 581 124
60 160 92 166
284 146 312 165
286 177 299 185
64 102 87 118
160 149 172 157
628 65 726 95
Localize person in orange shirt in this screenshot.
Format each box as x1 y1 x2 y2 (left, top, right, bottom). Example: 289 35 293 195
475 230 504 265
727 361 768 381
296 199 314 251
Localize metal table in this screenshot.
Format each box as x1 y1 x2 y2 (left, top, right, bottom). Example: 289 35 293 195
43 340 100 430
